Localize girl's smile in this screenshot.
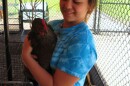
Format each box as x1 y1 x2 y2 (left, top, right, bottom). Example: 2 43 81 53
60 0 88 27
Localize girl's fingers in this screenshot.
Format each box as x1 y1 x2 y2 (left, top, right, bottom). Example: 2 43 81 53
31 55 38 59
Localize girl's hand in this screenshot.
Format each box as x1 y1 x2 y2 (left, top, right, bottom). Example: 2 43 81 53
22 35 32 57
21 35 33 66
31 54 38 60
21 36 79 86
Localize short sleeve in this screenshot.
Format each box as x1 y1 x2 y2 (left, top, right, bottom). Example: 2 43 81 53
57 36 97 78
48 20 63 31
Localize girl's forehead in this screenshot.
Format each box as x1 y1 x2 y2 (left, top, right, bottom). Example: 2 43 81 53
74 0 87 1
61 0 87 1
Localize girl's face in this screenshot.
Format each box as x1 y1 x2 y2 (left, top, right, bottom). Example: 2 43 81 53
60 0 88 27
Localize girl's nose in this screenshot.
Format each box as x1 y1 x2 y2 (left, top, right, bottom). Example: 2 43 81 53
64 1 72 9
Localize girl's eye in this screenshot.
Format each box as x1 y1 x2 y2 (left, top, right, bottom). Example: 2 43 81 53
74 1 81 4
62 0 68 1
73 0 82 4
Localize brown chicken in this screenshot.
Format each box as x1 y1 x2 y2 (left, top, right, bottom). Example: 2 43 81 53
23 18 57 85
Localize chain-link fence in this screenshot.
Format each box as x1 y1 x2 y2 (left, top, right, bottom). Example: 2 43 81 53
0 0 61 85
88 0 130 86
0 0 20 33
0 0 130 86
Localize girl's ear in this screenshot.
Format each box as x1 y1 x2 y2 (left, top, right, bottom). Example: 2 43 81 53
87 0 97 15
87 5 93 14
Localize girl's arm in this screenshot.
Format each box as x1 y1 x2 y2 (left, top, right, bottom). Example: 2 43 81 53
22 36 79 86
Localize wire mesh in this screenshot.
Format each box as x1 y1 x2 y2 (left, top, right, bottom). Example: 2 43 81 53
45 0 63 21
0 81 33 86
88 0 130 86
0 34 25 80
0 0 62 85
0 0 20 33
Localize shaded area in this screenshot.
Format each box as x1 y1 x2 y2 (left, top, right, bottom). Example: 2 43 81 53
0 32 26 82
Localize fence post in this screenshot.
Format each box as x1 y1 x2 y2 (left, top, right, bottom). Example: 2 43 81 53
43 0 44 19
97 0 102 34
93 6 97 34
2 0 12 81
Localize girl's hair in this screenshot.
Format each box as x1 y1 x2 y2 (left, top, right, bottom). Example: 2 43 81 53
85 0 97 22
87 0 97 14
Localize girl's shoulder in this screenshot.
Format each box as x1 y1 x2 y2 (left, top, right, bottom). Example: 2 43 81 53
48 20 63 27
48 19 64 31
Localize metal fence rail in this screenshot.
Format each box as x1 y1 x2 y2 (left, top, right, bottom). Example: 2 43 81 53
0 0 62 85
88 0 130 86
0 0 20 33
0 81 33 86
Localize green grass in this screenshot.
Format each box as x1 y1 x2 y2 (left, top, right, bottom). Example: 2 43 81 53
7 0 130 22
45 0 61 17
100 0 130 21
45 0 59 9
101 0 130 3
8 0 60 17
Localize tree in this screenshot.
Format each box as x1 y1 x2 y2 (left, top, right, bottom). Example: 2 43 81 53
19 0 43 22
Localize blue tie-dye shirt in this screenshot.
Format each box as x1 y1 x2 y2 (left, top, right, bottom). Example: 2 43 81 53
48 20 97 86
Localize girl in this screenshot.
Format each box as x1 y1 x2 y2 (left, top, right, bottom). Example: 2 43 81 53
22 0 97 86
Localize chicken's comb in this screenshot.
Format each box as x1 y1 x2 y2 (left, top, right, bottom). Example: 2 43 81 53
42 19 48 31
